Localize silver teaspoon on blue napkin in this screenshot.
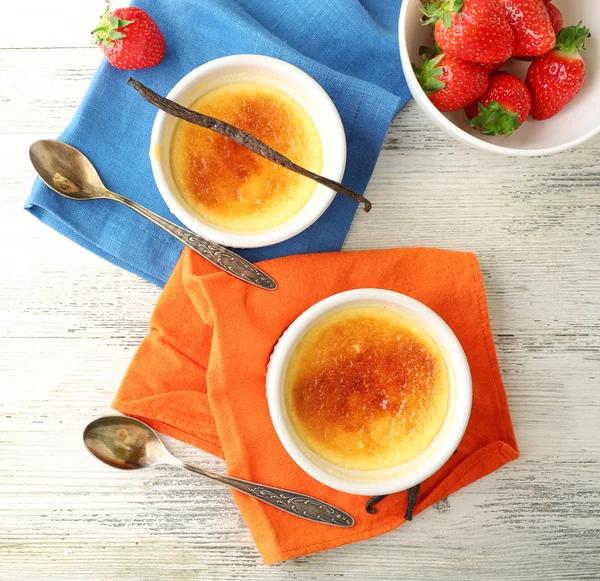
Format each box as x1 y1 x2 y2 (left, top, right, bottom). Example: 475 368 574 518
83 416 354 527
29 140 277 290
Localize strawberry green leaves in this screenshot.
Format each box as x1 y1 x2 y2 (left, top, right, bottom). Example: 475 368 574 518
419 0 464 28
467 101 520 137
91 1 133 47
556 22 591 53
413 53 447 95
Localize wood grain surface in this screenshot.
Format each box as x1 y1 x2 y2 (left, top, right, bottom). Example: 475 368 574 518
1 2 599 579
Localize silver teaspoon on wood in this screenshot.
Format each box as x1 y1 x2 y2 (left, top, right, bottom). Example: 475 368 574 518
83 416 355 527
29 140 277 291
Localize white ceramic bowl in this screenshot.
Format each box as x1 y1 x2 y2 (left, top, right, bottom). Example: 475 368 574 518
266 289 472 496
150 55 346 248
399 0 600 156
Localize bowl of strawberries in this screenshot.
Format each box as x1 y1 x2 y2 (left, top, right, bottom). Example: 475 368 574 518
399 0 599 156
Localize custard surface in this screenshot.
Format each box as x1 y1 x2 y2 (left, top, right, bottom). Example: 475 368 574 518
169 82 322 232
284 306 450 470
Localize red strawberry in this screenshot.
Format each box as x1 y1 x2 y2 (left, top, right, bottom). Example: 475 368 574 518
526 23 590 120
546 3 564 33
465 72 532 136
413 48 489 112
500 0 555 57
420 0 514 64
92 1 165 70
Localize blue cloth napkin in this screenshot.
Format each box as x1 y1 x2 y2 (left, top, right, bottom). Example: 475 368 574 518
26 0 410 287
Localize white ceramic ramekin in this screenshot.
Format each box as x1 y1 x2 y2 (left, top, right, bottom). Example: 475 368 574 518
399 0 600 156
149 55 346 248
266 289 472 496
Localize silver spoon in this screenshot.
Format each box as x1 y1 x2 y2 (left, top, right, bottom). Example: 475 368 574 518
29 139 277 291
83 416 354 527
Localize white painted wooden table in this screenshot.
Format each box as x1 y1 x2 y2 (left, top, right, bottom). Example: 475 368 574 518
2 2 599 579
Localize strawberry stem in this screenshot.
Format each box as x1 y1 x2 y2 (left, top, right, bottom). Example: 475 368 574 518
419 0 463 27
412 52 446 95
556 22 591 52
91 1 133 47
467 101 520 138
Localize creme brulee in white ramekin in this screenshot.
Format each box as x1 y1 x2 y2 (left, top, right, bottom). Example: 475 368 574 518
150 55 347 248
266 289 472 496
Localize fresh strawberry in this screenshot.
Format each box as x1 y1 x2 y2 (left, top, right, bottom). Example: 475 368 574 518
465 72 532 136
526 23 590 120
420 0 514 64
546 3 564 33
507 1 562 59
92 1 165 70
500 0 555 57
413 48 489 112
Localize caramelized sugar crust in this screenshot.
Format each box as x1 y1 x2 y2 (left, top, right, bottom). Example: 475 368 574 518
170 82 322 232
285 306 450 470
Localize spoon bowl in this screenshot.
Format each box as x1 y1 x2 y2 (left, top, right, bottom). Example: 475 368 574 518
83 416 354 527
83 416 170 470
29 140 106 200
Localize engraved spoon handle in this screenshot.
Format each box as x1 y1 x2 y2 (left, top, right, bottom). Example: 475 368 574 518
174 460 354 527
105 191 277 290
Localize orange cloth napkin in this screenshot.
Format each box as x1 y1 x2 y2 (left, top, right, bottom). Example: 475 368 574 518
113 247 519 564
